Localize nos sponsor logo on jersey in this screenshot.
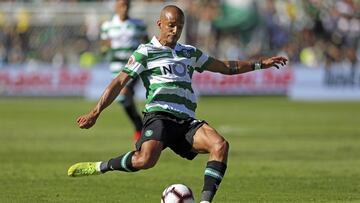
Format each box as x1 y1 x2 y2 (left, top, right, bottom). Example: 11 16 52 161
161 62 188 77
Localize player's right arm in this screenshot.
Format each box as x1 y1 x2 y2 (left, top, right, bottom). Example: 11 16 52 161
77 72 131 129
77 45 148 129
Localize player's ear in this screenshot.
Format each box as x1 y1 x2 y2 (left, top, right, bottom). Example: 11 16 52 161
157 20 161 29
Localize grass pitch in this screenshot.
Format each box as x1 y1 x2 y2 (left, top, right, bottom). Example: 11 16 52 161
0 97 359 203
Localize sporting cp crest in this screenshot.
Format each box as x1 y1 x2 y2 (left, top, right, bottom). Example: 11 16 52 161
182 50 191 58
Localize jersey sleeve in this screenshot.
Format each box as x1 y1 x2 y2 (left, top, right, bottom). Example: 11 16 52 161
122 45 148 78
192 48 213 73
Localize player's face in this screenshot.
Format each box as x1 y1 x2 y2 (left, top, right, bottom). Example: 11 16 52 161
116 0 129 20
158 11 184 47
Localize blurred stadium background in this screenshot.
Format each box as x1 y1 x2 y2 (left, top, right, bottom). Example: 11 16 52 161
0 0 359 99
0 0 360 202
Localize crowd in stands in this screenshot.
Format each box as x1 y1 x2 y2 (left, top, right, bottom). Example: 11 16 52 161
184 0 359 68
0 0 359 68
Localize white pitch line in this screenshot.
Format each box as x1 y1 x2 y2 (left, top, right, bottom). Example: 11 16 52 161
217 125 251 134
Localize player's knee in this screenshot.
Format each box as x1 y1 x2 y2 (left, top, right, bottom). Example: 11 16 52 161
212 139 229 156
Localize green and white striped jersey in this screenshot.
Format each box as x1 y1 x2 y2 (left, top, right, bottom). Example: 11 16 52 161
101 15 147 76
123 36 213 119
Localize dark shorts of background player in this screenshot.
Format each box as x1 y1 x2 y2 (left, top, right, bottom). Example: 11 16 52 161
125 76 139 95
135 112 207 160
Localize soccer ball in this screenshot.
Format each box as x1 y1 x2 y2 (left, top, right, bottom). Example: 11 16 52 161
161 184 195 203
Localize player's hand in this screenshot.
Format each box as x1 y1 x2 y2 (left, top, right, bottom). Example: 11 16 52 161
261 56 288 69
77 113 98 129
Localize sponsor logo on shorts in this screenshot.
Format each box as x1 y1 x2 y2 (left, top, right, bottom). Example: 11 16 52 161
144 129 153 137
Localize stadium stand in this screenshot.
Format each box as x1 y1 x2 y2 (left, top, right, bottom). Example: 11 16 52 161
0 0 358 69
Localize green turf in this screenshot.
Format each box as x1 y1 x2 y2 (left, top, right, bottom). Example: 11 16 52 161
0 97 359 203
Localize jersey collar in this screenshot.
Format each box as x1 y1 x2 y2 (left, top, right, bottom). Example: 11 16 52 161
151 36 180 50
113 14 128 24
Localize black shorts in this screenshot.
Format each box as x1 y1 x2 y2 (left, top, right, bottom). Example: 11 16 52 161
135 112 207 160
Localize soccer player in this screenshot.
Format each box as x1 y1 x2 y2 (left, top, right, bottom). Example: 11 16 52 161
68 5 287 203
101 0 148 141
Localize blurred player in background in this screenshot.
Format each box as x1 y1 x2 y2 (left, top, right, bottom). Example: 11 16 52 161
69 5 287 203
101 0 148 142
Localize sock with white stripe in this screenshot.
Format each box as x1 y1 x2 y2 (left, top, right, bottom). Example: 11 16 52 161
100 151 139 173
201 161 227 202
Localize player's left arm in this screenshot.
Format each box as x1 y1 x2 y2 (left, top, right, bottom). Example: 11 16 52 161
204 56 288 75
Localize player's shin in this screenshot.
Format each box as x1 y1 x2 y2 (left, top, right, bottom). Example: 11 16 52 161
201 161 227 202
100 151 139 173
